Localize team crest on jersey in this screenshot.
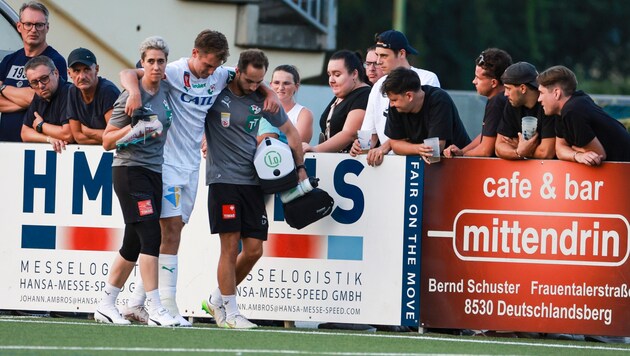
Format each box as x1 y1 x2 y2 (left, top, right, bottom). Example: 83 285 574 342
207 84 215 95
183 71 191 92
221 112 230 127
249 105 261 115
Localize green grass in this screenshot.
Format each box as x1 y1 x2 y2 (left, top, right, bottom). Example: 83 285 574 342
1 316 629 355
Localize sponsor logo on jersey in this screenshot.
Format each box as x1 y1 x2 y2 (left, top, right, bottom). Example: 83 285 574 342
222 204 236 219
245 115 260 132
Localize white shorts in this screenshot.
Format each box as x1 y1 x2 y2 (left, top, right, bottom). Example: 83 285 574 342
160 164 200 224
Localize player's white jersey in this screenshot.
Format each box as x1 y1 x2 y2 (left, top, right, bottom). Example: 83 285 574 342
163 57 234 169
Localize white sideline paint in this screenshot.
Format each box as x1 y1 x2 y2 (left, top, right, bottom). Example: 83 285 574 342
0 318 628 353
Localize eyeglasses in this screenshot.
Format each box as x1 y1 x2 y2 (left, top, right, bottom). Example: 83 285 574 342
29 71 54 88
364 61 380 69
20 21 47 31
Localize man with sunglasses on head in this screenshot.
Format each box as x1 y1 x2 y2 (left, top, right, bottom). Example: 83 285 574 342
444 48 512 158
350 30 440 167
0 1 67 142
21 55 72 153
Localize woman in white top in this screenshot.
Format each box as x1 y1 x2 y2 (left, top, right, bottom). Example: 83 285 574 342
258 65 313 144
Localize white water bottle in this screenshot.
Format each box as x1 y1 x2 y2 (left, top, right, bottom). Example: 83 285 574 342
279 177 319 203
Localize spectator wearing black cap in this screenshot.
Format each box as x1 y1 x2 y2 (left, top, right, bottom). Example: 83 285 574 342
538 65 630 165
350 30 440 167
495 62 557 160
66 47 120 144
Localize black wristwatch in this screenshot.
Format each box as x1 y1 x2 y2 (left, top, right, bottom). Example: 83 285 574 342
0 84 6 97
36 121 44 133
296 164 306 172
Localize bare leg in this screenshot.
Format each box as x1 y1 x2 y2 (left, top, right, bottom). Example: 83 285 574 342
235 237 263 285
108 253 137 288
138 253 159 291
217 231 240 295
159 216 184 254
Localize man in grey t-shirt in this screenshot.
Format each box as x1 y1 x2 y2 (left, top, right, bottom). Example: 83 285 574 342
201 49 306 329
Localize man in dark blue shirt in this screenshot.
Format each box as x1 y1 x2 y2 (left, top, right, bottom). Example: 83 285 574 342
0 2 67 142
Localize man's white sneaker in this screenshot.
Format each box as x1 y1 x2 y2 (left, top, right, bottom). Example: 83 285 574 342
224 314 257 329
201 298 226 327
94 305 131 325
121 305 149 324
174 314 192 327
148 308 180 327
116 114 163 149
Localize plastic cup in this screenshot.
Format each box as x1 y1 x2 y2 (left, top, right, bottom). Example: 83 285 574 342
357 130 371 152
521 116 538 140
423 137 440 163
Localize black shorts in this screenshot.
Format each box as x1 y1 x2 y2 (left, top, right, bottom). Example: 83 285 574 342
113 166 162 224
207 183 268 240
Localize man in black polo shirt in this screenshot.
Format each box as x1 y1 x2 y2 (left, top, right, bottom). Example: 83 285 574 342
21 55 72 153
383 67 470 164
538 65 630 165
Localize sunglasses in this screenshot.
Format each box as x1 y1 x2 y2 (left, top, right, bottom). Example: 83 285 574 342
477 53 494 68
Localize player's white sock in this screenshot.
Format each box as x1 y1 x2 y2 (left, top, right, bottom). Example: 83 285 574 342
159 254 179 314
222 294 238 319
101 283 121 307
128 278 146 308
145 289 164 315
211 287 223 306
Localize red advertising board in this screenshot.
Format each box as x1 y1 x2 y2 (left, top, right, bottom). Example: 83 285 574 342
421 158 630 336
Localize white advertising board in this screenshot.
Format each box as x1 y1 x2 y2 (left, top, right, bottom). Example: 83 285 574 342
0 144 421 326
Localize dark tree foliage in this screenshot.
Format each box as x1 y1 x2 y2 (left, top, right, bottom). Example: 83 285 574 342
318 0 630 94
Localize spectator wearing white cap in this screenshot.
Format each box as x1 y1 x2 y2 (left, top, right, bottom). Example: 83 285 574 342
66 47 120 144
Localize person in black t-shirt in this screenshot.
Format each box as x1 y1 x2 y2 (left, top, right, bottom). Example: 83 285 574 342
66 47 120 144
21 56 72 153
445 48 512 158
537 65 630 165
495 62 557 160
383 67 471 164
